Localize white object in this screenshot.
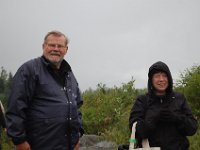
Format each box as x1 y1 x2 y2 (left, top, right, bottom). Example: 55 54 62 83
0 100 5 114
129 122 160 150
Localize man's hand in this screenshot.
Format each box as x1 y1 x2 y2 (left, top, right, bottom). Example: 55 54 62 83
74 139 80 150
16 141 31 150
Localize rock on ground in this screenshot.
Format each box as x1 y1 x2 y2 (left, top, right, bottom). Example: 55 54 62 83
80 134 117 150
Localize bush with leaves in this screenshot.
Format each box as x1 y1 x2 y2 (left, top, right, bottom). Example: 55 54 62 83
81 79 139 144
175 65 200 118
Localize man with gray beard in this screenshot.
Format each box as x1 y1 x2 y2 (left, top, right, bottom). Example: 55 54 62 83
6 31 84 150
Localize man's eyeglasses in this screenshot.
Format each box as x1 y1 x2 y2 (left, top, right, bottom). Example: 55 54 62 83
46 43 66 49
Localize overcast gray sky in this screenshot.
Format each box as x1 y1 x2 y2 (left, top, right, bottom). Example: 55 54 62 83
1 0 200 91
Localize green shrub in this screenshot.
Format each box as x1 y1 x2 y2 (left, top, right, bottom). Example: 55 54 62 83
82 79 137 144
175 65 200 118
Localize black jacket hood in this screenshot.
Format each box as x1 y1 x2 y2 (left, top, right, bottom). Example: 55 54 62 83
148 61 173 95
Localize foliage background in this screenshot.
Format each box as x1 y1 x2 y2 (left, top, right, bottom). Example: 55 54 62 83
0 65 199 149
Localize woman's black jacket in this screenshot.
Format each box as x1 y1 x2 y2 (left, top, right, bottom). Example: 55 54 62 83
129 92 198 150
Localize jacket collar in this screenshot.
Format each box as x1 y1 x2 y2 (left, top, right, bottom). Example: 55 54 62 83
41 56 72 73
147 92 175 104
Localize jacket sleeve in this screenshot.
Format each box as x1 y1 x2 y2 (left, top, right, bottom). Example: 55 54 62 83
129 95 149 139
71 70 84 136
176 93 198 136
76 84 84 136
6 64 36 145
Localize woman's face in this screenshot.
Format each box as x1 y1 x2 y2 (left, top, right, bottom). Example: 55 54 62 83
152 72 169 95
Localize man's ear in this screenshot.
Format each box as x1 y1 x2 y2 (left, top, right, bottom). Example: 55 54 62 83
42 43 45 49
65 46 68 53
